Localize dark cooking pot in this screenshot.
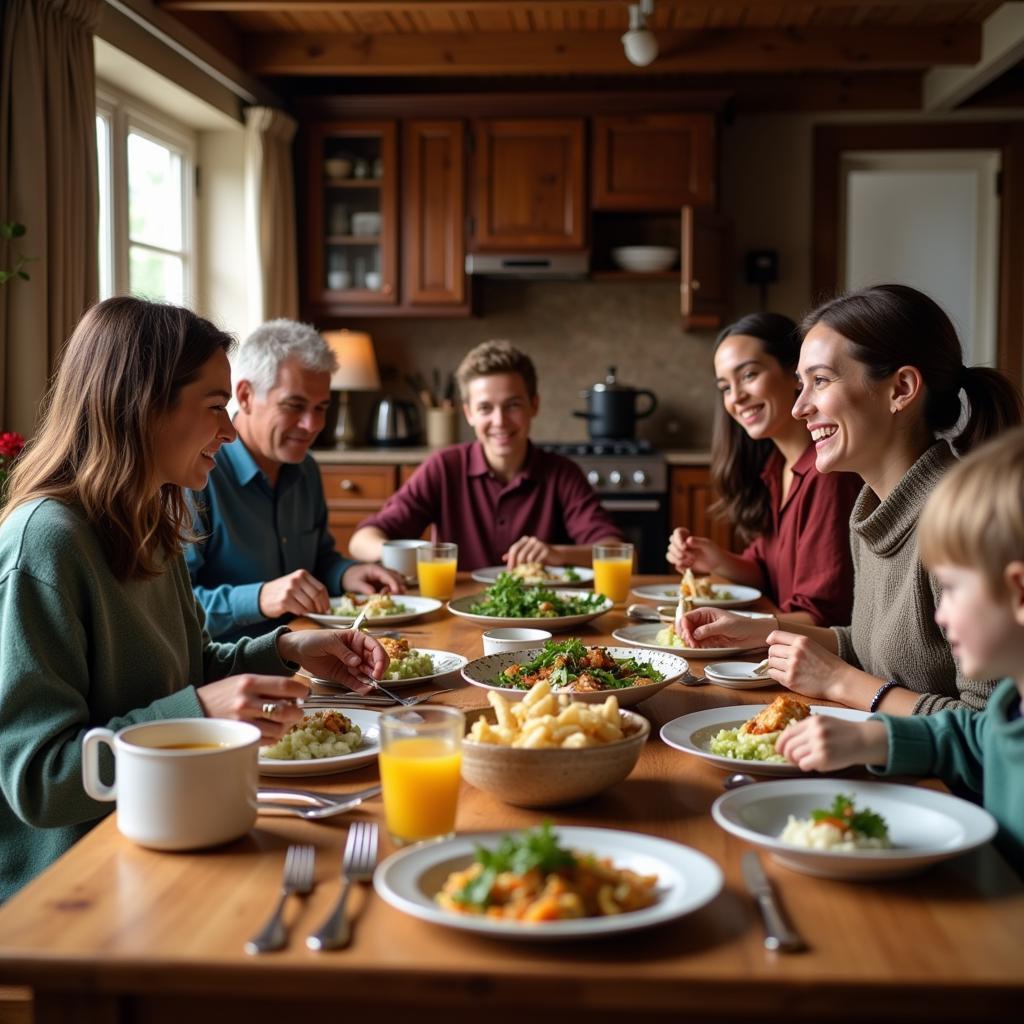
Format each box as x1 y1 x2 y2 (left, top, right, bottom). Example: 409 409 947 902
573 367 657 440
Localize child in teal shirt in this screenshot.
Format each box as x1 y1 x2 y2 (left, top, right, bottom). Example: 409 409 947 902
777 426 1024 874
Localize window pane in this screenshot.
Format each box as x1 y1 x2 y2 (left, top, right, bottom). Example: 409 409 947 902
129 246 184 304
96 114 113 299
127 131 183 251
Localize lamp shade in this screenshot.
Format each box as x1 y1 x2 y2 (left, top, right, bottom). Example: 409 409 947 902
323 330 381 391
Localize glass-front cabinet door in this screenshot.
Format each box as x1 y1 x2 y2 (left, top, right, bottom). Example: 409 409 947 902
307 121 397 307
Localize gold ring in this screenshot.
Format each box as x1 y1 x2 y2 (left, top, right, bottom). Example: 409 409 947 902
261 702 279 717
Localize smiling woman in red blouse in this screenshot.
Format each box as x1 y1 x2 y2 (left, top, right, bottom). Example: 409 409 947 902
667 312 861 626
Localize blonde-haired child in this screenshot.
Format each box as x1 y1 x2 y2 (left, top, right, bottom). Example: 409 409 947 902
776 426 1024 874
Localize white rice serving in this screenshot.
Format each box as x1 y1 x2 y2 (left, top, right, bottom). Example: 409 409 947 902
708 726 786 763
261 713 362 760
779 816 891 851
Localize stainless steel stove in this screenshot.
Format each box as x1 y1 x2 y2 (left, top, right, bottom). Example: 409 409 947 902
540 440 668 572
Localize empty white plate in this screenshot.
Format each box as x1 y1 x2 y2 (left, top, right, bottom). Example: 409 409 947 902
703 661 774 690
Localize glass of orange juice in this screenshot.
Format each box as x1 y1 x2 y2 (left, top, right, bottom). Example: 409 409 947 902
416 542 458 600
378 705 464 846
592 542 634 605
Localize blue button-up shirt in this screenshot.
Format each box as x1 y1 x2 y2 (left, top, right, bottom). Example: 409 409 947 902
185 437 355 641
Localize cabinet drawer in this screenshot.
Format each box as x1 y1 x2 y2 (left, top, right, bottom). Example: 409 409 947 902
321 465 398 505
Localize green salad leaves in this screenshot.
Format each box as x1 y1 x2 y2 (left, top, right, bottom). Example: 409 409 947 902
810 794 889 840
468 573 606 618
494 638 664 691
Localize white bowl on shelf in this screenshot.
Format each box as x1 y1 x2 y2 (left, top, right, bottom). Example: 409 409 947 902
611 246 678 273
351 211 382 237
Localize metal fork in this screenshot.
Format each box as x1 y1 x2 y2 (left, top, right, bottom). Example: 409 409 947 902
306 821 379 951
299 687 453 709
244 844 316 955
257 785 382 821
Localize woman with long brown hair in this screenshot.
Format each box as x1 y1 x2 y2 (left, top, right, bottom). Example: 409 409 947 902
0 297 387 901
680 284 1024 715
667 312 861 625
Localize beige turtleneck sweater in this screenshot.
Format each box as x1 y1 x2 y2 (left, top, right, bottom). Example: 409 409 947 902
832 441 995 715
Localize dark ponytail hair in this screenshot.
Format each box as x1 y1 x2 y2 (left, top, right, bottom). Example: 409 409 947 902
800 284 1023 455
709 312 800 543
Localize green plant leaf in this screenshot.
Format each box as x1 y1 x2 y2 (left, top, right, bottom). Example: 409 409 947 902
17 271 29 281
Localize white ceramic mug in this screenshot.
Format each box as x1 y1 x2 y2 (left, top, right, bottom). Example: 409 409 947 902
381 539 429 580
482 628 553 656
82 718 260 851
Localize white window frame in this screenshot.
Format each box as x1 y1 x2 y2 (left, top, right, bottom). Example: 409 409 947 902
96 82 198 305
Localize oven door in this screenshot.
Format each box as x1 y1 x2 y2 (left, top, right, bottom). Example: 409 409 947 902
598 496 669 575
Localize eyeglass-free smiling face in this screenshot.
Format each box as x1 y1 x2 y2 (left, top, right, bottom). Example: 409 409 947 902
462 372 538 469
152 348 236 491
714 334 798 442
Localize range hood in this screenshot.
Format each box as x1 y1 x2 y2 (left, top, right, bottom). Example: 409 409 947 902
465 251 589 278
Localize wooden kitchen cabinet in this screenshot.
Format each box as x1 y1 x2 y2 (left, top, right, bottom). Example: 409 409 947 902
306 121 398 310
669 465 734 552
592 113 716 211
403 120 466 306
471 118 586 250
680 206 733 331
321 464 397 552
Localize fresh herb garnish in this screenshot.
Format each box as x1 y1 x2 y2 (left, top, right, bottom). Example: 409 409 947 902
468 573 606 618
453 822 576 909
562 566 581 582
810 794 889 840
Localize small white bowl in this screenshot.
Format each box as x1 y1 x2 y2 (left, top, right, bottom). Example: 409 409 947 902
351 211 382 237
611 246 678 273
481 627 552 656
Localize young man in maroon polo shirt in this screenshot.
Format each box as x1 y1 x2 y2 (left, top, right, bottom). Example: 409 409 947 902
348 340 623 572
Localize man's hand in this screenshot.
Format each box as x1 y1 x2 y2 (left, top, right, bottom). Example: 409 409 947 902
258 569 330 619
502 535 554 567
342 562 406 595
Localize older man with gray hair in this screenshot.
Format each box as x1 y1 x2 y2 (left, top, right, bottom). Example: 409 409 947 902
185 318 402 642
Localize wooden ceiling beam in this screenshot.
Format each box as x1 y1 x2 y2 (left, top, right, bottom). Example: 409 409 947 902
243 26 979 76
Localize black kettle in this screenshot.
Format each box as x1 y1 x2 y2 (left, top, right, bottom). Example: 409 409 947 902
573 367 657 440
369 396 421 446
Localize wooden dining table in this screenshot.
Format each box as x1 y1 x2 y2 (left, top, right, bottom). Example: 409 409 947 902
0 575 1021 1024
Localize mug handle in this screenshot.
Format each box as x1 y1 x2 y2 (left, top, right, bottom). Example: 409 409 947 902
81 728 117 802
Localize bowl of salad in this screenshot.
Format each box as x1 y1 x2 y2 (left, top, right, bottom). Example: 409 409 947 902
461 638 689 708
448 574 612 631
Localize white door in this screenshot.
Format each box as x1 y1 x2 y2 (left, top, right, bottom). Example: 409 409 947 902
841 150 1000 367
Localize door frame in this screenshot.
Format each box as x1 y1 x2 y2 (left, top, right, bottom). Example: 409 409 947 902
813 122 1024 387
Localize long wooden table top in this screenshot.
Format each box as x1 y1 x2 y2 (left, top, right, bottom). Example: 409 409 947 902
1 576 1022 1024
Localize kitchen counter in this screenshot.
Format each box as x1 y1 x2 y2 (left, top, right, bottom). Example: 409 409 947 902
312 447 712 466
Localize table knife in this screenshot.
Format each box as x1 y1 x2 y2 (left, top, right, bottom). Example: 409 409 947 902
741 851 805 952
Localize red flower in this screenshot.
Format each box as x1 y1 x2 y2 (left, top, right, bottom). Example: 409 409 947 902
0 431 25 460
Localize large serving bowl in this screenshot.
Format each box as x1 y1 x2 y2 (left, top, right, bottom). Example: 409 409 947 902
461 647 690 708
611 245 678 272
460 707 650 807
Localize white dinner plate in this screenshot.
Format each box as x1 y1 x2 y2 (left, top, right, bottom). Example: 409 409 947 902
703 661 775 690
447 589 613 632
258 708 380 777
611 624 761 658
300 648 469 691
373 825 723 940
631 583 761 608
307 594 443 627
660 704 871 776
470 565 594 587
712 779 997 880
461 646 689 708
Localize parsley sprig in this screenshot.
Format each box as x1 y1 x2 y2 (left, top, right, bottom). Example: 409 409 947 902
453 822 576 909
811 794 889 840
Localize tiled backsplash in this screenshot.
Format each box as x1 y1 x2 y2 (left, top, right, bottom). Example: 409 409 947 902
341 278 723 449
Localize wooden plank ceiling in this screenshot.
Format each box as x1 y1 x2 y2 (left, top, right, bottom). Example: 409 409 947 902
156 1 1002 109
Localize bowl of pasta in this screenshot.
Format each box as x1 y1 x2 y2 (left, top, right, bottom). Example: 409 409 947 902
460 681 650 807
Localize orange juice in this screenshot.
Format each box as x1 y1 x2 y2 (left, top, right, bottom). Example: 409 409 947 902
592 557 633 604
416 558 457 600
379 737 462 844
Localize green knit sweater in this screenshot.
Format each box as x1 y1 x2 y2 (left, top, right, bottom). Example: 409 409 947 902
0 499 291 901
832 442 995 714
874 678 1024 875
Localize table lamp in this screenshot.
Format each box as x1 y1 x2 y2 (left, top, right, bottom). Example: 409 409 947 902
322 330 381 448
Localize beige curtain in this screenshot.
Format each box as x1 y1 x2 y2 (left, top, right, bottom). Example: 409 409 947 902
0 0 100 437
244 106 299 328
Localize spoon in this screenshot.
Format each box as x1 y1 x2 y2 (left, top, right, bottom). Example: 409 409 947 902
626 603 661 622
723 773 757 790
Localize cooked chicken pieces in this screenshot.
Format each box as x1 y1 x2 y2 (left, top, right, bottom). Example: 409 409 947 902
378 636 410 660
740 695 810 735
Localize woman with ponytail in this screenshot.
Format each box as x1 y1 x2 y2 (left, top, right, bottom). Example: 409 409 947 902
679 284 1023 715
667 313 861 625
